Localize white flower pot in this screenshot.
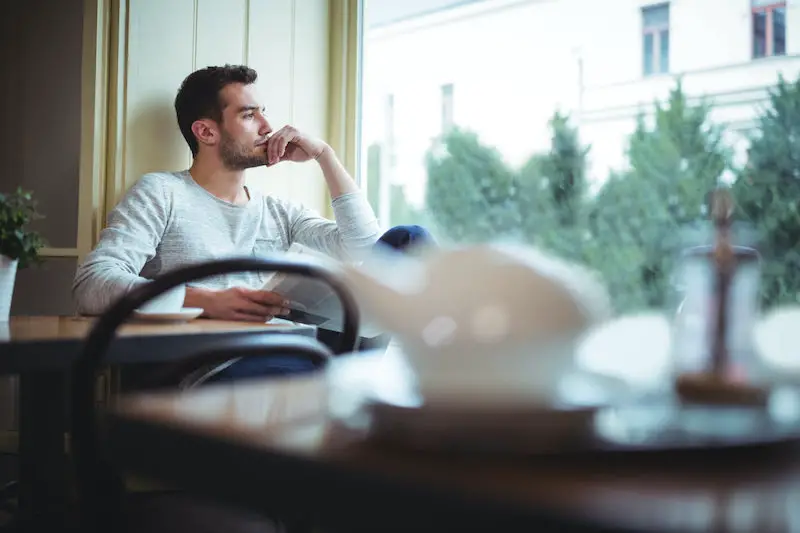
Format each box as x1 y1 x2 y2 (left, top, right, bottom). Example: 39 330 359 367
0 256 18 322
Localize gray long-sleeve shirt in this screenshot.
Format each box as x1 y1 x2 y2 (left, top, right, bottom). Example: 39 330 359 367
72 170 382 315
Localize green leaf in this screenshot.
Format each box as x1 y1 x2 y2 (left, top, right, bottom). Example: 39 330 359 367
0 188 46 269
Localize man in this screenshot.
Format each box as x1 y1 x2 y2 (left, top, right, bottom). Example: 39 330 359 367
71 64 432 533
73 64 421 321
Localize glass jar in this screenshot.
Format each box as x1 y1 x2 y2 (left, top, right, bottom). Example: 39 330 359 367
670 228 764 384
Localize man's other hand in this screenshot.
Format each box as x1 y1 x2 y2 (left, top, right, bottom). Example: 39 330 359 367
185 286 291 322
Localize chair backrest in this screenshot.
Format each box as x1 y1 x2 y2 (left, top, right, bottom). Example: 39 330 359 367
69 255 360 528
150 333 334 389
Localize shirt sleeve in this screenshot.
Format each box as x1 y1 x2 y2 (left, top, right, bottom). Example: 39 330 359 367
282 191 382 261
72 173 171 315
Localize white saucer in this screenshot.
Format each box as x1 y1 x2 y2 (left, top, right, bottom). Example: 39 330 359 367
132 307 204 322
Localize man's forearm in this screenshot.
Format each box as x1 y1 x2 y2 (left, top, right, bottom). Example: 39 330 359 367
316 146 358 198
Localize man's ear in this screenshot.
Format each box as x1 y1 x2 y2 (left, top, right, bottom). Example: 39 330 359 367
191 119 219 148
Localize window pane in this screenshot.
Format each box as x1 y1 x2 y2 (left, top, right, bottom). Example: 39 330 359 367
643 32 654 75
753 10 767 58
384 94 396 167
441 83 454 132
360 0 800 325
643 4 669 28
773 6 786 56
659 29 669 73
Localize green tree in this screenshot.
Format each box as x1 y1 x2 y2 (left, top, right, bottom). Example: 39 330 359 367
516 112 590 262
589 81 731 311
733 75 800 306
419 83 737 315
424 127 520 242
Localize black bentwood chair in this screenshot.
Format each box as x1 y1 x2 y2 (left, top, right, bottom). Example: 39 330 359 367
70 255 361 533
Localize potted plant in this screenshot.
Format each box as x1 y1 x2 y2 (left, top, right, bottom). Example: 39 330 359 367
0 188 46 321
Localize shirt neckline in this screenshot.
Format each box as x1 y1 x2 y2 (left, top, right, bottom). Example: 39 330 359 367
182 170 256 209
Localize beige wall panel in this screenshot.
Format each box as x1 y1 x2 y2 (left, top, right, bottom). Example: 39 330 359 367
124 0 195 193
287 0 330 211
195 0 248 68
244 0 296 201
116 0 331 214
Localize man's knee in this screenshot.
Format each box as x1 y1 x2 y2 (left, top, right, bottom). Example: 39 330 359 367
377 225 436 251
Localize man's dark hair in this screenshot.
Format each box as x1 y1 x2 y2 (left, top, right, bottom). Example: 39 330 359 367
174 64 258 156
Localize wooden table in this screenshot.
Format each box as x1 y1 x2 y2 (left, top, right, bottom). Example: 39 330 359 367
0 316 315 373
105 351 800 533
0 315 315 529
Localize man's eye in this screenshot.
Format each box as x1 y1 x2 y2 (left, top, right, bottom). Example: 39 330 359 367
244 113 254 119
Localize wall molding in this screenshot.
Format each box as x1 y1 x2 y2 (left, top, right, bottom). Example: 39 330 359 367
103 0 129 227
39 248 80 258
78 0 112 260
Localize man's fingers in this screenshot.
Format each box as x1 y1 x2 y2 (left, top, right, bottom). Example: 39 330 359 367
231 311 273 323
267 132 280 164
267 136 278 164
267 128 292 165
243 290 287 306
267 135 278 165
235 298 279 317
276 136 289 161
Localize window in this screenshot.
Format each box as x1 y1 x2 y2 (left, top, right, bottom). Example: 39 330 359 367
384 94 396 168
359 0 800 345
642 4 669 75
441 83 454 132
752 0 786 59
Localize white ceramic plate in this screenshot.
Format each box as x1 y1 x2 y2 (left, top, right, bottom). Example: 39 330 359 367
132 307 204 323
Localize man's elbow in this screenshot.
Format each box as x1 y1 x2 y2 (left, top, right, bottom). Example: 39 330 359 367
72 277 104 316
71 265 121 316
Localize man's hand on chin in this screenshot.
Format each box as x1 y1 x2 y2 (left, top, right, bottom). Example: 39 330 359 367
185 286 290 322
265 125 330 166
264 124 357 198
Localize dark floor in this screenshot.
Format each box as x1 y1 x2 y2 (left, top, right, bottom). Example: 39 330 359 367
0 453 283 533
0 454 17 527
0 455 16 485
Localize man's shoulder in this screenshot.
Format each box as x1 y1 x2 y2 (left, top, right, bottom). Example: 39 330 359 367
112 171 191 214
124 170 193 201
134 170 189 190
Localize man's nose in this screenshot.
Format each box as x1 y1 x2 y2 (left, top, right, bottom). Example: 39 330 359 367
258 115 272 135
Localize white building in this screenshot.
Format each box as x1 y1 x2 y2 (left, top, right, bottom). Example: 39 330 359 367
359 0 800 223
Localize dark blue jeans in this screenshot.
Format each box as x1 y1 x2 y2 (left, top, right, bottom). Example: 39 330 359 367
203 225 435 383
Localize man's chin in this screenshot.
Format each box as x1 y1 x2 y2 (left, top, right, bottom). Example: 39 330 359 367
222 157 268 171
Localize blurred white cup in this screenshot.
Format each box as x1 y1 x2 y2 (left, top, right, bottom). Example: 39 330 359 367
137 283 186 313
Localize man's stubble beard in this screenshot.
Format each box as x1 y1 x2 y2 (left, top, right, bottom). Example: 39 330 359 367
219 130 266 171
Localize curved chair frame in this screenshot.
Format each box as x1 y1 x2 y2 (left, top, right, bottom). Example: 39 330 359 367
70 255 360 529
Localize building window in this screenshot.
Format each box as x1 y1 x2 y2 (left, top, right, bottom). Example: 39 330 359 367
752 0 786 59
441 83 454 132
642 4 669 76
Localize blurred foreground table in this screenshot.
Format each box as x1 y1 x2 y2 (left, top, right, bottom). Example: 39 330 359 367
106 350 800 533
